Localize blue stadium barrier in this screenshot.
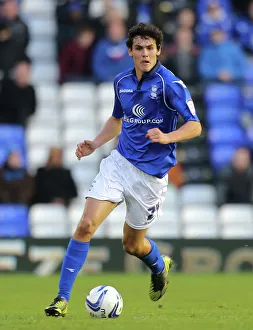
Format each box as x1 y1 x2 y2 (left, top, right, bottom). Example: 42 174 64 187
207 124 247 145
0 205 30 237
206 106 239 127
0 124 27 166
209 144 238 172
204 83 241 107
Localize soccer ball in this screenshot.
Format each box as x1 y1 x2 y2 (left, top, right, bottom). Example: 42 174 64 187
85 285 123 318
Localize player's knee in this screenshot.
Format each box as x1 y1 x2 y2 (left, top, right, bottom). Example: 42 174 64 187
122 241 141 256
75 217 96 239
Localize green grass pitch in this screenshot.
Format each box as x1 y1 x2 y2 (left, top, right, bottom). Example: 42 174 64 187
0 273 253 330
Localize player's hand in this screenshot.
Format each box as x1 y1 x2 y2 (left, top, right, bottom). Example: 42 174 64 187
75 140 96 160
145 128 170 144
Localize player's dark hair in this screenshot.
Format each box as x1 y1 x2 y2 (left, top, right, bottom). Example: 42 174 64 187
126 22 163 50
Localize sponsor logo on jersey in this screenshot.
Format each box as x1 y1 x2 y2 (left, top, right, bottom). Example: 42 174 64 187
124 103 163 124
150 85 158 99
124 116 163 124
119 89 133 93
132 103 145 118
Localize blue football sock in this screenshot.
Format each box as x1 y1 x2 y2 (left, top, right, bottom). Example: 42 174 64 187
139 239 165 274
58 238 90 301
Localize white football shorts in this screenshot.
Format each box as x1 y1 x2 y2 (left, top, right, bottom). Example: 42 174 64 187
85 150 168 230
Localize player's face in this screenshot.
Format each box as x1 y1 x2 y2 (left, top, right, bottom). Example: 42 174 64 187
128 36 161 79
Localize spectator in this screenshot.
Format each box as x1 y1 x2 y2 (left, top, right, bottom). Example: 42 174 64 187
196 0 232 21
162 27 199 85
0 0 29 51
234 0 253 56
196 0 233 45
0 150 34 204
0 20 25 77
34 147 77 207
0 56 36 126
217 147 253 204
55 0 89 53
92 19 133 82
128 0 189 42
198 29 246 82
59 24 95 84
177 7 196 30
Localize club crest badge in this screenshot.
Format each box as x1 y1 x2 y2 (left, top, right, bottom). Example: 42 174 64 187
150 85 158 99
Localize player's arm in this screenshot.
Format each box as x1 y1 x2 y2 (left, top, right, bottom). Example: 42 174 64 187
76 77 124 159
75 116 122 159
146 80 202 144
146 120 201 144
93 116 122 149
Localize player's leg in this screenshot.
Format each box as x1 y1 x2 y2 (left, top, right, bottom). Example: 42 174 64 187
45 150 124 317
122 223 173 301
45 198 117 317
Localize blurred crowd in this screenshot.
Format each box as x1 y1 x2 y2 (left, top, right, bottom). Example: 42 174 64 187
0 0 253 213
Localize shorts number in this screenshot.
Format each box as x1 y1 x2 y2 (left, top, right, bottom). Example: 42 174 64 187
147 203 159 222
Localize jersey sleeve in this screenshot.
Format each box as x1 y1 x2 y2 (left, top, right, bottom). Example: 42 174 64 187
166 80 200 123
112 79 124 119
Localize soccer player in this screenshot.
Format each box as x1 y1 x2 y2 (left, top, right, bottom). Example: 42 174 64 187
45 22 202 317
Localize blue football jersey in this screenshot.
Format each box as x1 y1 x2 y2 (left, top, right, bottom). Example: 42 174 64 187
112 61 200 178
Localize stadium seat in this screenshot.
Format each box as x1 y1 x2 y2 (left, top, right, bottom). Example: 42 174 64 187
162 185 179 209
98 106 114 124
244 60 253 82
71 163 99 187
31 63 59 83
97 82 114 108
27 145 49 173
147 209 181 238
26 125 60 146
206 106 239 127
182 224 218 238
22 0 55 17
27 40 56 60
204 83 241 107
0 124 27 166
181 205 219 238
68 205 107 238
0 124 25 145
179 184 217 205
62 127 98 147
29 204 69 238
62 107 96 125
220 204 253 238
35 84 59 105
0 205 29 237
208 124 247 145
221 226 253 238
28 111 60 128
219 204 253 223
242 84 253 112
209 144 238 172
61 82 96 107
27 18 56 38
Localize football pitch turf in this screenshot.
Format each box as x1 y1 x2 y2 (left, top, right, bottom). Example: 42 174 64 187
0 273 253 330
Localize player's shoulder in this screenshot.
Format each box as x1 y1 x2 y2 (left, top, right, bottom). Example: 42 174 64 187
159 65 186 87
114 68 134 84
159 65 190 98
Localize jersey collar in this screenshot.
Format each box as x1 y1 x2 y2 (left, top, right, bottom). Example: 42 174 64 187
132 61 161 79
